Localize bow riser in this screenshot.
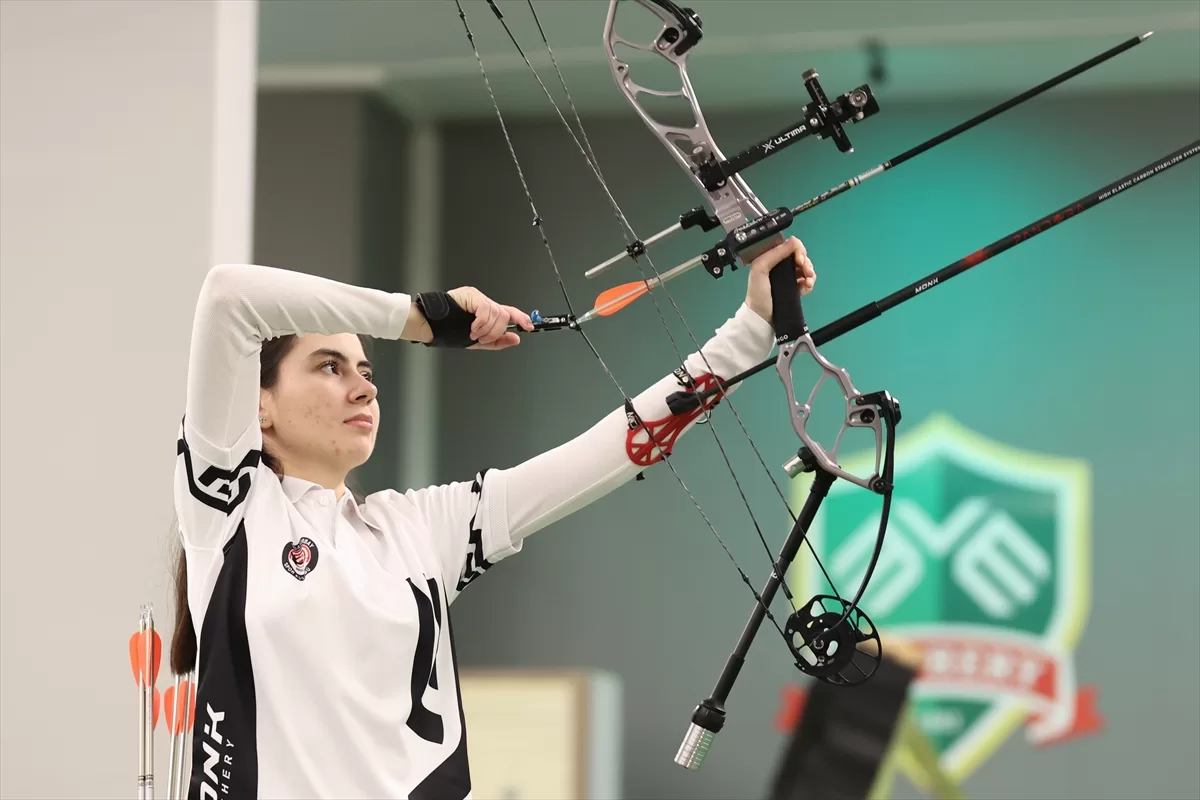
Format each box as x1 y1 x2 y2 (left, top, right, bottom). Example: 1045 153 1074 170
776 339 884 490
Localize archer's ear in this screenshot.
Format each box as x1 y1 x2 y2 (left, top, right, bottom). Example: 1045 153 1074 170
258 389 273 426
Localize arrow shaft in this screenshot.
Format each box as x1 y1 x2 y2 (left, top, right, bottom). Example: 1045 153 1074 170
585 221 683 279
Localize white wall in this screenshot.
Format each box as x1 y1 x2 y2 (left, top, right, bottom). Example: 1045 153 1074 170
0 1 258 795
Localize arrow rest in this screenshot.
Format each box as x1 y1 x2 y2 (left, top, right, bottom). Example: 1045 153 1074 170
700 206 795 279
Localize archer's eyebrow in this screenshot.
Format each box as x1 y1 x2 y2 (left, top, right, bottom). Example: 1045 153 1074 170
308 348 373 372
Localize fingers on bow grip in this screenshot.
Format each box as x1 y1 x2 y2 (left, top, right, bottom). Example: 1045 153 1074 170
768 259 808 342
625 373 725 466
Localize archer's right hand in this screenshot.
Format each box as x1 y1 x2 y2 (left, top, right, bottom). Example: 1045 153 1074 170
446 286 534 350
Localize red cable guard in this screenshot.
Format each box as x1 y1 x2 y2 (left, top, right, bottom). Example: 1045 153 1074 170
625 373 726 467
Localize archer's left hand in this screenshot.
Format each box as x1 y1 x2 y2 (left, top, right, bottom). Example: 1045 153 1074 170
744 236 816 325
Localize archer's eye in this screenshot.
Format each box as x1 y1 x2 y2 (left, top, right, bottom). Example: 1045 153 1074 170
320 360 338 375
361 371 375 383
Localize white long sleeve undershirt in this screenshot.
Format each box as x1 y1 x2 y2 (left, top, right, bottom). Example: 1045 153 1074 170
183 262 777 554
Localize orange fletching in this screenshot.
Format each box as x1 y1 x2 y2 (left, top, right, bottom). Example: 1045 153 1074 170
127 630 163 685
593 282 648 316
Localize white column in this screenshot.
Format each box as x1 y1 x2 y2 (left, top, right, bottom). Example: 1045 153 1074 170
400 122 443 489
0 1 258 796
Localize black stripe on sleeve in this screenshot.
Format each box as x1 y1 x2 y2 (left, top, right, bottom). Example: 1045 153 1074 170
177 433 261 515
455 471 494 593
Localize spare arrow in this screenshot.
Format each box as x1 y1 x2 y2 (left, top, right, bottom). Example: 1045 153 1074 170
133 605 160 799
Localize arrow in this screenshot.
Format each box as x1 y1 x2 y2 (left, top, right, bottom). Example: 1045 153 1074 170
505 252 705 333
133 605 161 799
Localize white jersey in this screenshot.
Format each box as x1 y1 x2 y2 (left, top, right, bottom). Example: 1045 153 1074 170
175 263 774 798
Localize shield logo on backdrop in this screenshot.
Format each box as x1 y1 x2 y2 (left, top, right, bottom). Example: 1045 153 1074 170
788 413 1102 783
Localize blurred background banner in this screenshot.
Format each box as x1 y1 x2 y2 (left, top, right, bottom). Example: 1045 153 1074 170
791 413 1098 784
1 1 1197 798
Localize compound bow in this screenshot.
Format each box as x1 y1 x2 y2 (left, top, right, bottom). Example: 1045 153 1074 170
454 0 1199 771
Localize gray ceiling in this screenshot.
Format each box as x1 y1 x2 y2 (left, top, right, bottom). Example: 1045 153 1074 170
257 0 1200 119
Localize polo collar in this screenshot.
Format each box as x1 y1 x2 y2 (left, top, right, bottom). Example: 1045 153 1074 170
279 475 381 532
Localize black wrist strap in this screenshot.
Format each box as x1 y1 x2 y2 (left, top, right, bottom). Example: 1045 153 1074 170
414 292 476 348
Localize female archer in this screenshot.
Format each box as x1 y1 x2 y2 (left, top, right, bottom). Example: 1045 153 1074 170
171 236 815 798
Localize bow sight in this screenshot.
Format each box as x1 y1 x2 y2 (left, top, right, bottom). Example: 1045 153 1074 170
694 69 880 192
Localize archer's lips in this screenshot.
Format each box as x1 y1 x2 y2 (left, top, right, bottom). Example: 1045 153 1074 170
345 415 374 430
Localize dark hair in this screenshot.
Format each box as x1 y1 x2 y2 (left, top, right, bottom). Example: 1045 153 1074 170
168 333 369 675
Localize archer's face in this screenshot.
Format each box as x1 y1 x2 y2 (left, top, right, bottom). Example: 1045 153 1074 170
260 333 379 478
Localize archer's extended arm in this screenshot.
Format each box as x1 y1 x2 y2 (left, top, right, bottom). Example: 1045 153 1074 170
497 302 775 545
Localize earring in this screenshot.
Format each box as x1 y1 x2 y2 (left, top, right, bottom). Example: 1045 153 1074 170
259 416 266 424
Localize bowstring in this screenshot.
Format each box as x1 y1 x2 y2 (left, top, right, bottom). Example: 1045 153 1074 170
496 0 852 610
478 0 816 618
517 1 860 615
455 0 818 646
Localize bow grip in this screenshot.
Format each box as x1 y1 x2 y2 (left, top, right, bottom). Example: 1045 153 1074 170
768 253 808 342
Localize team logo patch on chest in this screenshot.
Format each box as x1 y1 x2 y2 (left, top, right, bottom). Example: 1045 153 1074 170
281 537 320 581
